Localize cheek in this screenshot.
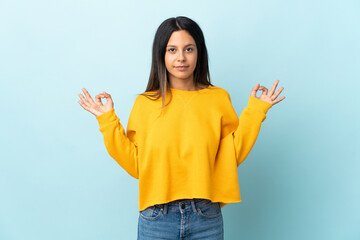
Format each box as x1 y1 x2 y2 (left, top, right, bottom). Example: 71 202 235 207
164 55 171 68
165 54 175 65
191 54 198 67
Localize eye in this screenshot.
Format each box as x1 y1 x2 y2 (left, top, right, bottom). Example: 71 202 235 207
186 48 193 52
168 48 176 52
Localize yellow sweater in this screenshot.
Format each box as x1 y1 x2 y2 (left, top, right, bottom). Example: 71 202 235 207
96 85 272 212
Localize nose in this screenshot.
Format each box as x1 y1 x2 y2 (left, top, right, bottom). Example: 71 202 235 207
177 50 185 62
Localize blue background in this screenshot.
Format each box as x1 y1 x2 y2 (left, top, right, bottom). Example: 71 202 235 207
1 0 359 239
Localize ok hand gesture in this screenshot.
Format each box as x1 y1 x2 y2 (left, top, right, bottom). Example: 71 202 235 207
78 88 114 117
251 80 285 106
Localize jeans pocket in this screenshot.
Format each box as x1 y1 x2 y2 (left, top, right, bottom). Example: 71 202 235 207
196 201 222 219
140 205 163 221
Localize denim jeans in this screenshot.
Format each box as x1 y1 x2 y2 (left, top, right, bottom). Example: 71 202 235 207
137 198 224 240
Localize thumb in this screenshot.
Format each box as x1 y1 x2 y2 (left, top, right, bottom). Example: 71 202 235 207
102 92 113 105
250 83 260 98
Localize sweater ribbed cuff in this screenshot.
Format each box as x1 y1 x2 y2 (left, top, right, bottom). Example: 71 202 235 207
96 109 119 127
247 96 272 114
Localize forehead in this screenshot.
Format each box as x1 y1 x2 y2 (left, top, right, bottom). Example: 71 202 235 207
167 30 195 46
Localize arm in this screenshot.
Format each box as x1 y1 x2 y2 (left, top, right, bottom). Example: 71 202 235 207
232 96 272 167
96 108 139 179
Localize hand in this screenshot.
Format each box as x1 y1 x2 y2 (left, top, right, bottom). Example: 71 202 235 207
251 80 285 106
78 88 114 117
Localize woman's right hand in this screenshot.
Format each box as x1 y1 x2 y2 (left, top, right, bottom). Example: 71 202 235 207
78 88 114 117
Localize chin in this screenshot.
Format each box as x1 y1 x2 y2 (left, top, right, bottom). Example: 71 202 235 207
175 75 192 80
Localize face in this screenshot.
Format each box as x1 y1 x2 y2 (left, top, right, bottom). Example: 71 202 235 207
164 30 198 85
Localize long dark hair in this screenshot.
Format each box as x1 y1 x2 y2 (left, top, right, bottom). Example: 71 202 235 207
138 16 213 112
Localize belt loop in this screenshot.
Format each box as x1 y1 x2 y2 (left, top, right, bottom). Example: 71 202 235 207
163 203 168 215
190 199 197 213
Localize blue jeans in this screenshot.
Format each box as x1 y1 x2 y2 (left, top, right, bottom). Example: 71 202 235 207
137 198 224 240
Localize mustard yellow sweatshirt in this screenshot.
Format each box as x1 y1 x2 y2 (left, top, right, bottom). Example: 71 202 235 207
96 85 272 212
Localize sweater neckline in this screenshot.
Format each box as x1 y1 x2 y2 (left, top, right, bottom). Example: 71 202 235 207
170 85 212 93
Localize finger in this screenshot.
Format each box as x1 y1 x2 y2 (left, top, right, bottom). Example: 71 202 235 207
260 86 268 95
95 94 104 105
103 92 113 102
78 100 90 111
82 88 96 104
272 96 286 105
271 87 284 100
268 80 279 96
78 94 90 106
250 84 260 98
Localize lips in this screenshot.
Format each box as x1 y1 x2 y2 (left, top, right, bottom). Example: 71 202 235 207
175 66 189 70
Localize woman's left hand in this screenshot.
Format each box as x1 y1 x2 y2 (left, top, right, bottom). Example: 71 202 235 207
251 80 285 106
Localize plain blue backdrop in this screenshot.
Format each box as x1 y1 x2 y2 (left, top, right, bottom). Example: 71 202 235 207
1 0 359 239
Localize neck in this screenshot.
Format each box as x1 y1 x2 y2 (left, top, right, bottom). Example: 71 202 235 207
169 77 196 91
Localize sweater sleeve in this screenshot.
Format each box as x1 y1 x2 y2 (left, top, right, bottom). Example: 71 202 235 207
232 96 273 167
95 100 139 179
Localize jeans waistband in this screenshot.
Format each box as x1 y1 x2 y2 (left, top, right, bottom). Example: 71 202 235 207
167 198 206 205
155 198 212 215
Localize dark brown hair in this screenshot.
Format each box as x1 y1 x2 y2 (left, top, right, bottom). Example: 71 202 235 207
137 16 213 113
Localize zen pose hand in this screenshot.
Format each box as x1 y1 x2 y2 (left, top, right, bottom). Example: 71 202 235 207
78 88 114 117
251 80 285 106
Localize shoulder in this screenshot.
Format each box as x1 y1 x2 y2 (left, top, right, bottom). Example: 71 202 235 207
213 86 230 95
133 91 158 103
129 91 161 112
206 85 232 100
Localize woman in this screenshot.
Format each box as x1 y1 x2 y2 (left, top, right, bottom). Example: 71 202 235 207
78 16 285 240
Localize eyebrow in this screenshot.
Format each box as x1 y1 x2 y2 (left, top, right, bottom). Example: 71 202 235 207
166 43 196 48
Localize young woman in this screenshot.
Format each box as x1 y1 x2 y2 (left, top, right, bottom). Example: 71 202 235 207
78 16 285 240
